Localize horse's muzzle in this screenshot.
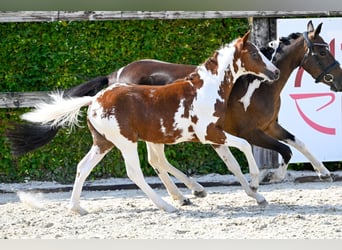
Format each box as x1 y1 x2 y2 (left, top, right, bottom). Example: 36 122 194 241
265 68 280 82
330 80 342 92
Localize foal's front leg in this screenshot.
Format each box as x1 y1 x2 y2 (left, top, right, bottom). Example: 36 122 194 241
146 142 207 206
212 145 267 205
120 142 177 213
146 142 191 205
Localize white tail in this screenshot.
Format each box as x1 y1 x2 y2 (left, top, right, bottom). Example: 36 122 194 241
21 92 93 128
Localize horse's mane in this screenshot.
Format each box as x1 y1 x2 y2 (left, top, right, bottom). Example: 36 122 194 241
279 32 301 45
267 32 302 63
260 46 275 60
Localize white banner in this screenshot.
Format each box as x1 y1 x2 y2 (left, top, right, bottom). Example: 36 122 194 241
278 18 342 163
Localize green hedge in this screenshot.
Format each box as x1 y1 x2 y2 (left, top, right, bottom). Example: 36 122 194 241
0 18 251 183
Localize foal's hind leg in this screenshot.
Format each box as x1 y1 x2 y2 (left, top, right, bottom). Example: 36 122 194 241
69 145 109 215
146 142 206 205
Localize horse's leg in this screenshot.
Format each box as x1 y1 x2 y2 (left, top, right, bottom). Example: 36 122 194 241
146 142 206 204
212 145 267 205
267 122 331 181
239 127 293 183
121 142 177 213
284 137 331 180
69 145 109 215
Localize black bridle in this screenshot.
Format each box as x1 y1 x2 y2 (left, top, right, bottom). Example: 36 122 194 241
301 31 340 84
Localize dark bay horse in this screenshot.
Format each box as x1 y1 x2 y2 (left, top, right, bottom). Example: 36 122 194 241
20 32 279 213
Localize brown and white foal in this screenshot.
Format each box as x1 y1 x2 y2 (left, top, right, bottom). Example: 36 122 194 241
22 31 279 214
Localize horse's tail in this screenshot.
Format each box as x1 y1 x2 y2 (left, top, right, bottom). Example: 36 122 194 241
22 92 94 129
5 75 110 156
63 76 109 97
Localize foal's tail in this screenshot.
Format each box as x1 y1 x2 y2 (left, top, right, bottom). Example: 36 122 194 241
5 76 109 156
21 93 94 129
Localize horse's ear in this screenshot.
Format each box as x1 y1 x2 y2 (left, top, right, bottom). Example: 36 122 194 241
307 20 314 32
314 23 323 38
242 30 251 44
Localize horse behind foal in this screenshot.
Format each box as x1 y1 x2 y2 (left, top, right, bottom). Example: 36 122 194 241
21 31 279 213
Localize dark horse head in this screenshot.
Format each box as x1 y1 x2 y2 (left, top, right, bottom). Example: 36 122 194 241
293 21 341 91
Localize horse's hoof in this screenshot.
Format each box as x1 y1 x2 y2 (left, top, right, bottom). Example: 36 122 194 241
180 198 192 206
319 174 333 182
192 190 207 198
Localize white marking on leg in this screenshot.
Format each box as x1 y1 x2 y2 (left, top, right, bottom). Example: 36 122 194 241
285 137 331 177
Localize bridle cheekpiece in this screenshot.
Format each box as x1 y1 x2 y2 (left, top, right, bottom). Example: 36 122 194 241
301 31 339 84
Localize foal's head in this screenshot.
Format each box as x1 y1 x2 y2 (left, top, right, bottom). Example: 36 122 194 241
300 21 342 91
234 31 280 82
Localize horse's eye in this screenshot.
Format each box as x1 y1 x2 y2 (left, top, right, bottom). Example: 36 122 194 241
319 50 327 56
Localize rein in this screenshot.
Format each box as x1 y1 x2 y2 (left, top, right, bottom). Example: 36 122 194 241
301 31 340 84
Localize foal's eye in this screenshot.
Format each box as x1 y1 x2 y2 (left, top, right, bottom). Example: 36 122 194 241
251 52 258 58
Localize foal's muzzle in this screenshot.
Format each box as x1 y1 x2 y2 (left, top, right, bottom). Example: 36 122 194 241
265 68 280 81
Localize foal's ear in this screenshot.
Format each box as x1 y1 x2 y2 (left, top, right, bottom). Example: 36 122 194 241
242 30 251 44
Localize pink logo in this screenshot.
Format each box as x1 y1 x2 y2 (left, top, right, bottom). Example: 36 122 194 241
289 93 336 135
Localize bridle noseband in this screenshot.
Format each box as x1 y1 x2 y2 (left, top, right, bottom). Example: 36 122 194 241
300 31 340 84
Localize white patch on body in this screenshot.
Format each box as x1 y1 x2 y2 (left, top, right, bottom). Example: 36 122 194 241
239 79 262 111
172 99 194 142
190 45 237 142
159 118 167 134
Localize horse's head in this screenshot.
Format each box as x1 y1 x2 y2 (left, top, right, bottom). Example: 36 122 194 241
235 31 280 82
300 20 342 91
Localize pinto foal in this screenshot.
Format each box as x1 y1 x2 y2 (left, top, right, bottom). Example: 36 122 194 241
22 31 279 214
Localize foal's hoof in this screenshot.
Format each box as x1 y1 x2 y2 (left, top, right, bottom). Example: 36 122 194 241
68 207 89 216
260 171 282 184
180 198 192 206
192 190 207 198
257 199 269 206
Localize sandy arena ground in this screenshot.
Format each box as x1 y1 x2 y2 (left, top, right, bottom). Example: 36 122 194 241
1 171 342 239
